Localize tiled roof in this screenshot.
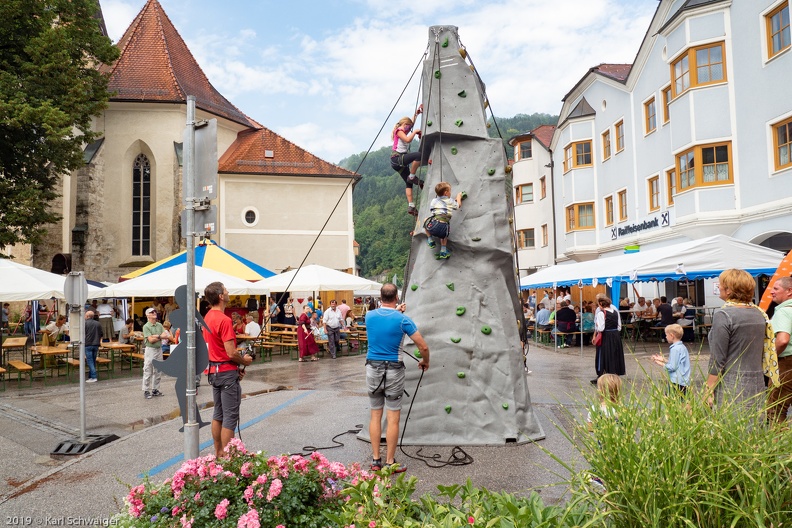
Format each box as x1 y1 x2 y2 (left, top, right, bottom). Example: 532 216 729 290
105 0 259 128
593 63 632 82
567 97 596 119
531 125 556 150
218 128 358 178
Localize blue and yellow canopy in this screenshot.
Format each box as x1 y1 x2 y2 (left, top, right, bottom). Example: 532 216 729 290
120 240 275 282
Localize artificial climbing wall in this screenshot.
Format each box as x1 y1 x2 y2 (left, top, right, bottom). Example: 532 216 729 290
389 26 544 445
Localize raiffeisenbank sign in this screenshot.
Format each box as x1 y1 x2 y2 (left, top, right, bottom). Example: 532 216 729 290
605 209 674 241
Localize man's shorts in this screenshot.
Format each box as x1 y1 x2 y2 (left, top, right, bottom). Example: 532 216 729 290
366 360 405 411
209 370 241 430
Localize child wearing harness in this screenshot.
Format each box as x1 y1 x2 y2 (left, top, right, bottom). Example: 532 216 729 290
390 104 426 216
424 181 463 259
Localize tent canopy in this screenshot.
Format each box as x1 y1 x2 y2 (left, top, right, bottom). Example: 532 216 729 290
254 264 382 292
521 235 784 290
0 259 103 301
100 264 269 298
120 239 275 281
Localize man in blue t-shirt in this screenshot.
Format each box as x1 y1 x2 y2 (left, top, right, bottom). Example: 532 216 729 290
365 283 429 473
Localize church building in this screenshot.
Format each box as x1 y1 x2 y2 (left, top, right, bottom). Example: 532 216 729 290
30 0 358 282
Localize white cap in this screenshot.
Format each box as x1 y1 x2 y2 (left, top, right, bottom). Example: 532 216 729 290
145 308 157 315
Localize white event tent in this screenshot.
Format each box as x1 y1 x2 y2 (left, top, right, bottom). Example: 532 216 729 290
0 259 103 301
255 264 382 292
521 235 784 290
99 264 269 298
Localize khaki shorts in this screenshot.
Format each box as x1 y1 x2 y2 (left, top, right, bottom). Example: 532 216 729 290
366 361 405 411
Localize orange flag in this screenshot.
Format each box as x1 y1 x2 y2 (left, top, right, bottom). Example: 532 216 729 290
759 248 792 311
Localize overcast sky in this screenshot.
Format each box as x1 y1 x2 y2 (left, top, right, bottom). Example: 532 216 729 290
101 0 658 164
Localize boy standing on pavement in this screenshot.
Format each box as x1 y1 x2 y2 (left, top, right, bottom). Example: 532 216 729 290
142 307 166 399
365 283 430 473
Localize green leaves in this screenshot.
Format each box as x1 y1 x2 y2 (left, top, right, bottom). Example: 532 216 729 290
0 0 119 247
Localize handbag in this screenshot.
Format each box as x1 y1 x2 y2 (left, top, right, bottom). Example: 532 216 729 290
592 331 602 346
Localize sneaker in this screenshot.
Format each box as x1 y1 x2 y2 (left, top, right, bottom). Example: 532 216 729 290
436 251 450 260
407 205 418 216
151 389 164 397
86 378 97 383
387 461 407 473
427 239 436 249
590 476 606 493
370 458 382 471
144 391 152 399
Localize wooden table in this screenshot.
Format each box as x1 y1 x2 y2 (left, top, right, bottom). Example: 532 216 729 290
29 345 70 382
100 342 136 371
2 336 28 364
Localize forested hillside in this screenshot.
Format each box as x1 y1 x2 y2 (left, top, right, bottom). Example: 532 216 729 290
341 112 558 278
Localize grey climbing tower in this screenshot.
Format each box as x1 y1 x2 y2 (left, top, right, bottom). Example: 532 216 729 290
378 26 544 445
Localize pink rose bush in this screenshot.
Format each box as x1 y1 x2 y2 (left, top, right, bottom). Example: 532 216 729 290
116 440 375 527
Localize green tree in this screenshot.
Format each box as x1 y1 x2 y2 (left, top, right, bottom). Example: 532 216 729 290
0 0 119 248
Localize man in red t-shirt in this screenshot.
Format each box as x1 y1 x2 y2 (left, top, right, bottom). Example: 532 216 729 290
202 281 253 457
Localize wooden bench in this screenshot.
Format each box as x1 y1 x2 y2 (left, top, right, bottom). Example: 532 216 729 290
121 351 145 371
555 331 592 347
96 357 113 377
534 329 552 344
8 360 33 387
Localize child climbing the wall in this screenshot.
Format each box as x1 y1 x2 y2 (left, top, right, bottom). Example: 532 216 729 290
390 104 427 216
424 181 463 260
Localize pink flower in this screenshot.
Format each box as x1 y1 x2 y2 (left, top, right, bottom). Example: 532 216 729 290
240 462 253 477
126 484 146 517
369 522 377 528
267 478 283 501
276 525 285 528
237 508 260 528
468 516 475 524
180 514 193 528
214 498 230 520
243 485 255 502
226 437 248 455
193 492 201 502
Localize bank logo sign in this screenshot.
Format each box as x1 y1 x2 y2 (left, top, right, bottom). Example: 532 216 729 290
609 211 671 241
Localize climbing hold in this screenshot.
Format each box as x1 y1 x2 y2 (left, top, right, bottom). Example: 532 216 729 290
450 146 458 155
460 191 468 200
411 284 418 291
450 337 461 344
414 350 422 359
457 372 466 379
481 325 492 335
427 120 433 126
486 123 491 128
504 165 513 174
457 90 467 98
446 282 455 291
470 65 475 72
487 168 496 175
456 306 466 316
455 119 463 127
434 70 441 79
471 237 481 242
442 37 449 48
445 405 452 414
502 403 509 410
484 100 489 109
459 48 467 59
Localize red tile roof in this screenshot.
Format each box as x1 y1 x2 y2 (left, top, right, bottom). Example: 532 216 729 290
593 63 632 82
218 128 357 178
530 125 556 150
105 0 259 128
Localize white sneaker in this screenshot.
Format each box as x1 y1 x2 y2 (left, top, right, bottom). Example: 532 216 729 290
86 378 97 383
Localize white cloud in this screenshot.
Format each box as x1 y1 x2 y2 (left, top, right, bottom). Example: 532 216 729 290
101 0 140 42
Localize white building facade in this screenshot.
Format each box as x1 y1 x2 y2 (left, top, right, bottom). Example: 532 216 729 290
549 0 792 300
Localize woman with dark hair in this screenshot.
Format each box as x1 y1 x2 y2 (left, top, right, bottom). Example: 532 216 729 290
593 296 625 384
706 269 768 410
297 305 319 362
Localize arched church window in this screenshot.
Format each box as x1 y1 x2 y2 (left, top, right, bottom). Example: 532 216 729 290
132 154 151 256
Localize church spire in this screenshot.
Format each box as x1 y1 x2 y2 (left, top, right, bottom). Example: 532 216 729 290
106 0 259 128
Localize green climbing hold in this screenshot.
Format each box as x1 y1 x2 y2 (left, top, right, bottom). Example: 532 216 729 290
457 90 467 98
502 403 509 410
450 337 461 344
434 70 441 79
427 120 432 126
450 146 458 155
456 306 466 316
411 284 418 291
455 119 463 127
460 191 468 200
487 168 496 175
442 37 449 48
414 350 422 359
457 372 466 379
472 237 481 242
445 405 452 414
481 325 492 335
446 282 455 291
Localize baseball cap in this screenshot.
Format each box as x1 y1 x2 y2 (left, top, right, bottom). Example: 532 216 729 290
145 308 157 315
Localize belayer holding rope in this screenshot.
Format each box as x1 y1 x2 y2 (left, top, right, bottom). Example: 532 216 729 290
390 104 427 216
